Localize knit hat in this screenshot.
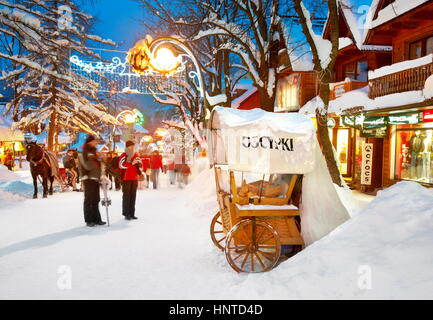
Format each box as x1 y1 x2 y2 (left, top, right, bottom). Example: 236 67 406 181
126 140 135 148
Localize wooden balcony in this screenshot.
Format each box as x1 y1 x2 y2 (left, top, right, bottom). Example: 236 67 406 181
369 56 433 99
329 79 367 100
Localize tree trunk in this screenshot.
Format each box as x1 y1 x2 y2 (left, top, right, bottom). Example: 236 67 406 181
47 110 57 152
317 78 343 187
258 87 275 112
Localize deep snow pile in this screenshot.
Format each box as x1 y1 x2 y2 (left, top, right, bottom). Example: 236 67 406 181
0 162 432 299
254 181 433 299
0 165 32 205
186 171 433 299
0 164 20 182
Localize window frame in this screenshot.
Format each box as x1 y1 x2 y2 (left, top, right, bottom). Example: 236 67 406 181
409 34 433 60
342 60 368 81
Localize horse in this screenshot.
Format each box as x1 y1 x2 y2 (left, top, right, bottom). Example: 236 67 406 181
25 142 59 198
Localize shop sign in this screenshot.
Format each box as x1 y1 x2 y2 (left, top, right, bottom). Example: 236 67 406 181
342 115 363 128
327 118 336 128
361 143 373 185
388 113 419 125
334 84 346 98
363 116 387 128
360 126 387 138
421 110 433 122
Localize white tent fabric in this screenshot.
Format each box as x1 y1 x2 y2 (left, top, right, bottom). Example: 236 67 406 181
301 139 350 245
209 107 350 245
209 107 316 174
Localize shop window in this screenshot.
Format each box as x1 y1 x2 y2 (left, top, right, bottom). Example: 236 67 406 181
274 74 300 112
343 61 368 82
395 129 433 183
336 129 349 175
409 35 433 60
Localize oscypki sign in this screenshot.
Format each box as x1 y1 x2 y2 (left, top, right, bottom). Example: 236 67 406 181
361 143 373 185
241 136 294 151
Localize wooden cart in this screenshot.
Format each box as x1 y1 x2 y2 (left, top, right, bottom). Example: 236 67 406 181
210 166 304 272
208 107 318 273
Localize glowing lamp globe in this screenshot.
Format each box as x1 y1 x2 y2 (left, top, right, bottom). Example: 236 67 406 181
150 48 181 73
154 128 168 137
123 113 135 124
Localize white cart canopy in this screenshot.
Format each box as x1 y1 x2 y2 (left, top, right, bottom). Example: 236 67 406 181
209 107 316 174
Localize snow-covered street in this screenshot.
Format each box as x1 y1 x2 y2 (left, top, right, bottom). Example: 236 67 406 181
2 164 433 300
0 170 230 299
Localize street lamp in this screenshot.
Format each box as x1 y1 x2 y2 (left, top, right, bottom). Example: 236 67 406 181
111 109 139 152
128 36 206 105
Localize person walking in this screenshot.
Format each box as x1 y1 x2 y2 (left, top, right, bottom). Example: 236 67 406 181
174 151 186 188
181 158 191 186
63 149 79 191
150 150 163 189
119 140 142 220
167 151 176 185
78 135 106 227
4 151 14 171
144 154 151 188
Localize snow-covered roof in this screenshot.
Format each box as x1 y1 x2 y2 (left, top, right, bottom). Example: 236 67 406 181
324 0 392 52
0 109 24 141
0 125 24 142
231 84 258 109
288 54 314 72
134 124 148 134
300 74 433 116
339 0 363 48
366 0 430 30
206 92 227 107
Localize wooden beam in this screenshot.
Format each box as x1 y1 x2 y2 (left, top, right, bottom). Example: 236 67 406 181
391 21 420 30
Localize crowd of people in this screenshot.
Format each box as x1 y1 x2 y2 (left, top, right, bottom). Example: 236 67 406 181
60 135 192 227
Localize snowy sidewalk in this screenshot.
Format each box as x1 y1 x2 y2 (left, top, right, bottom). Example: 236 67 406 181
0 173 237 299
1 169 432 299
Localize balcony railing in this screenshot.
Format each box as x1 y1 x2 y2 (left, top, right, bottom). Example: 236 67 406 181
369 55 433 99
329 79 367 100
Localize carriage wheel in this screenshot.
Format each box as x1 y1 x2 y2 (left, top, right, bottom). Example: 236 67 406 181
210 212 226 251
225 220 281 273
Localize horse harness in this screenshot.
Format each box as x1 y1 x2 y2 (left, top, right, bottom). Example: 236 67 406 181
30 147 49 167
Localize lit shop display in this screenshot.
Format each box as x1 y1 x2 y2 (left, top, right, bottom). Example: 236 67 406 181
394 110 433 184
274 74 300 112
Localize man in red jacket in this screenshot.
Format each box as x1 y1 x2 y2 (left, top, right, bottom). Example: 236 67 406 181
119 140 142 220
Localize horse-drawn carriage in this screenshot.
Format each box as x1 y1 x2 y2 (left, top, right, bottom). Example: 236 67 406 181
208 107 349 273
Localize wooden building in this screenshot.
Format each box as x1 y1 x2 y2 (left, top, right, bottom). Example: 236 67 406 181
319 0 433 193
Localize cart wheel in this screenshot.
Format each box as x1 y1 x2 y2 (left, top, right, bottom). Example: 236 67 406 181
225 220 281 273
210 212 226 251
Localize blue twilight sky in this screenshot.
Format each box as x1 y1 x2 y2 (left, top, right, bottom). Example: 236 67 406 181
85 0 374 51
82 0 375 123
84 0 148 51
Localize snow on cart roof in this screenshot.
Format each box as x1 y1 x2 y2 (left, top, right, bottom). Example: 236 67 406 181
209 107 317 174
210 106 315 134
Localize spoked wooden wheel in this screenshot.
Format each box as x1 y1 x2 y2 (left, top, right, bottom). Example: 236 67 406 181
210 212 226 250
225 219 281 273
